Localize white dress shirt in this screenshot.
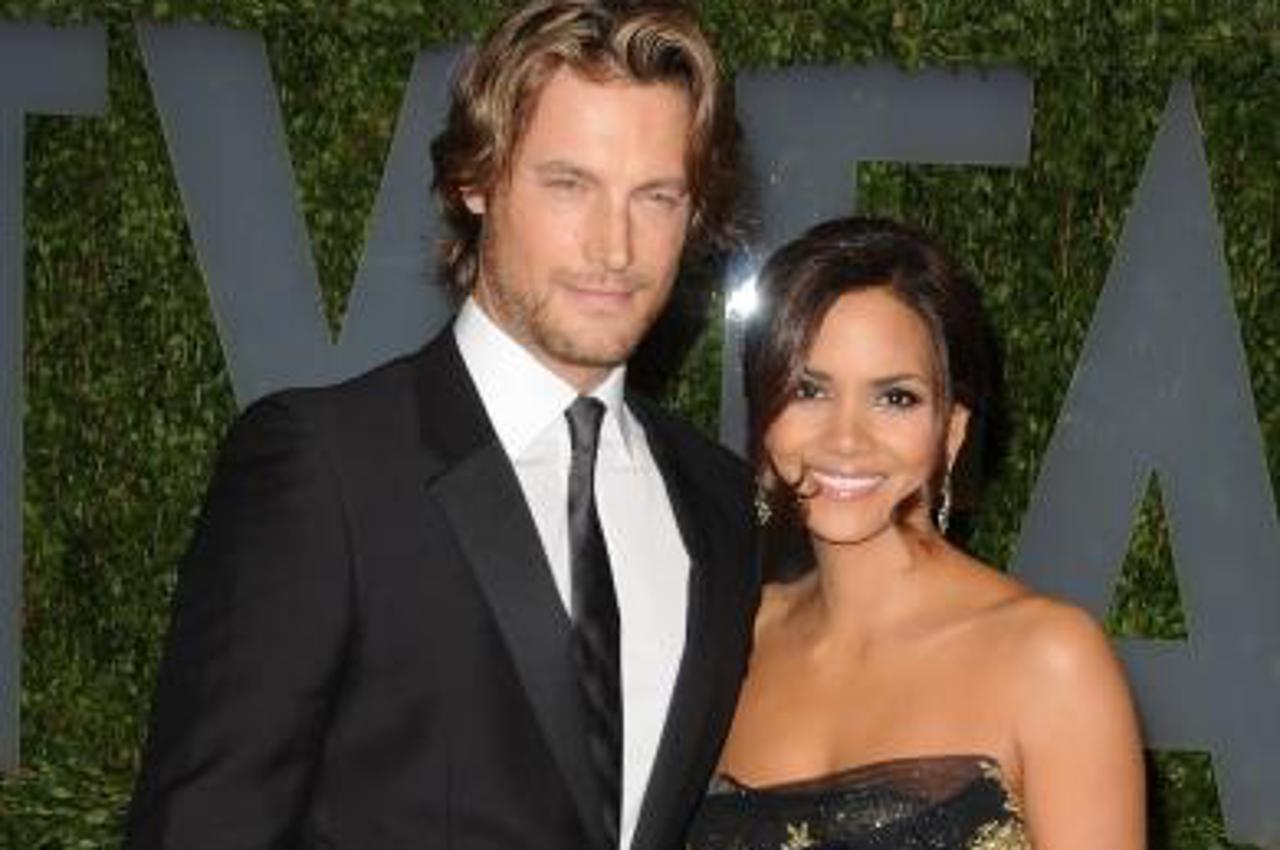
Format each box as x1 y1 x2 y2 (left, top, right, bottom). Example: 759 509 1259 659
454 299 689 849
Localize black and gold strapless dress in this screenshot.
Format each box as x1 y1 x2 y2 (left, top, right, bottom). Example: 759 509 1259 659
685 754 1029 850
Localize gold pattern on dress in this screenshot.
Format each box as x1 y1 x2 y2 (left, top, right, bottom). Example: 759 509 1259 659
781 821 817 850
979 759 1025 819
967 818 1032 850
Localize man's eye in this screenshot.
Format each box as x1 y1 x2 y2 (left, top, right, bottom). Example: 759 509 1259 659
647 190 682 208
880 387 921 408
547 177 583 192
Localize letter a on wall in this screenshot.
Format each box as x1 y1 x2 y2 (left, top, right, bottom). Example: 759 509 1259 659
1012 82 1280 845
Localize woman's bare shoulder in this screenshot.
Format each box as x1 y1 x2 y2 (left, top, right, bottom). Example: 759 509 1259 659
940 553 1120 681
953 573 1133 739
985 575 1145 846
999 592 1115 675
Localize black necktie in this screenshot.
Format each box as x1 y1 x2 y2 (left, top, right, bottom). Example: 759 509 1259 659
565 396 622 848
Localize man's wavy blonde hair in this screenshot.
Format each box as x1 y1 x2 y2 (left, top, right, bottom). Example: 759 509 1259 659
430 0 739 296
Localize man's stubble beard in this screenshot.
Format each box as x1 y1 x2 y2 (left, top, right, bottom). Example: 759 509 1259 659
478 249 666 373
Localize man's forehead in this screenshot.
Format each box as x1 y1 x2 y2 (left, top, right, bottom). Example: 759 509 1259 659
526 64 692 116
500 65 692 173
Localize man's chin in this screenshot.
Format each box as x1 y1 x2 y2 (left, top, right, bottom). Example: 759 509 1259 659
540 333 640 374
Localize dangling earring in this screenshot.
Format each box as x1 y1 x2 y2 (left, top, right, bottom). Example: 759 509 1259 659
935 471 952 535
754 482 772 526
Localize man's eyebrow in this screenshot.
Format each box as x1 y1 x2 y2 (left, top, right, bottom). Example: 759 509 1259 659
533 161 597 182
533 161 687 193
636 176 689 193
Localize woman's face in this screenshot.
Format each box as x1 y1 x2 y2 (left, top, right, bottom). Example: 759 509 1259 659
763 287 969 545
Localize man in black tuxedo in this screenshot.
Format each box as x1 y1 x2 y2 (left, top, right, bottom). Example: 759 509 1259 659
125 2 758 848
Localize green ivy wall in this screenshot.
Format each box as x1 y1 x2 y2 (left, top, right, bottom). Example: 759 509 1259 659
0 0 1275 846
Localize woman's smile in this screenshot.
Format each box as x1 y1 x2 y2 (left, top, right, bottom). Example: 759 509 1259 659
806 469 887 500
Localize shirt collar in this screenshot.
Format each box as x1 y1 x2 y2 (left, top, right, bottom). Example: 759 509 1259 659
454 297 636 462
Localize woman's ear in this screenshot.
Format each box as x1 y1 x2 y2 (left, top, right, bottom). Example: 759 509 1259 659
945 403 972 471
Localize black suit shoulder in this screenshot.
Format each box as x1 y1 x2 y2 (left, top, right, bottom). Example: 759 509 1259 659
626 392 751 483
128 347 447 849
245 346 424 448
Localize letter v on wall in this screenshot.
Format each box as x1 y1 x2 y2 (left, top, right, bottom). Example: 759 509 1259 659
136 24 459 407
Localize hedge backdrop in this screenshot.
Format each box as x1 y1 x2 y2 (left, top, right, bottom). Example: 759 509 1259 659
0 0 1276 846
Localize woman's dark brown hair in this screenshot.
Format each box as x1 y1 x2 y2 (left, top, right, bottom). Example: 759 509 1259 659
430 0 738 296
744 216 1000 542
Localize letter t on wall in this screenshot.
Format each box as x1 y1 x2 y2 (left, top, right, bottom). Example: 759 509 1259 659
721 64 1032 451
0 24 107 771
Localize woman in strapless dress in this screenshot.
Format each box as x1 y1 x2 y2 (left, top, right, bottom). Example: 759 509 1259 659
687 217 1145 849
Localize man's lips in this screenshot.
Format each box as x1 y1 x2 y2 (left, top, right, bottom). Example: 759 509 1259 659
563 285 640 313
808 470 886 500
568 285 635 298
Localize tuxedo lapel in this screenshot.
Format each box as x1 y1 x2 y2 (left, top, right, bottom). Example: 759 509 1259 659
628 399 757 850
414 332 607 849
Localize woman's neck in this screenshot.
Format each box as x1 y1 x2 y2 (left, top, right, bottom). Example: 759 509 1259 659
797 522 946 648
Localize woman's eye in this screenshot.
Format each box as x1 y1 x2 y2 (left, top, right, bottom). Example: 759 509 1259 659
880 387 921 408
794 377 826 400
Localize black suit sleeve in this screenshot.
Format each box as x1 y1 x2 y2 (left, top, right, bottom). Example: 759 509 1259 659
126 395 354 849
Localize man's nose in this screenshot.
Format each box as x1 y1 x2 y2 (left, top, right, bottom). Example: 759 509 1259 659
588 194 633 273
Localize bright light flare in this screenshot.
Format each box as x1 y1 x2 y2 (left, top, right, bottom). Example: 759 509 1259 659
725 275 759 322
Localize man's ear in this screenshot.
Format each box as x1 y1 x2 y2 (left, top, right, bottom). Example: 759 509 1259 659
945 403 972 470
462 188 486 215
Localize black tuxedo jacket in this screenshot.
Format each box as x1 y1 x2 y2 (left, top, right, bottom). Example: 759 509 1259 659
126 328 760 850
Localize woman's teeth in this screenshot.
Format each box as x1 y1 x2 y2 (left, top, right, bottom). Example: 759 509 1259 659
810 471 884 499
